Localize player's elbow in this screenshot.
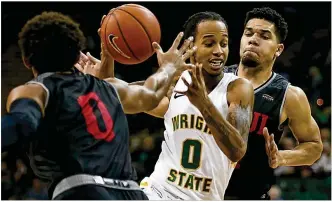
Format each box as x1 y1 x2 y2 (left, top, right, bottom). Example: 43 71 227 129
141 93 160 112
230 142 247 163
310 141 323 164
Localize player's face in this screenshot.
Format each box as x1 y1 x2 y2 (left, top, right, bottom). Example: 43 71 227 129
192 20 229 76
240 18 284 68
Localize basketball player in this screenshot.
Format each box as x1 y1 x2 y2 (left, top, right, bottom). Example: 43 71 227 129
78 11 255 200
223 7 323 200
1 11 196 200
78 8 323 200
133 7 323 200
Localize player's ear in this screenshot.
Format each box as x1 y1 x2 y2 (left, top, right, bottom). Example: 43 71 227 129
275 43 284 58
22 56 32 69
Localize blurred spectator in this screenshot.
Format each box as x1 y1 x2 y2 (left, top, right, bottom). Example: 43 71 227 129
24 178 48 200
311 142 331 178
275 137 296 177
269 185 283 200
320 128 331 143
1 161 15 199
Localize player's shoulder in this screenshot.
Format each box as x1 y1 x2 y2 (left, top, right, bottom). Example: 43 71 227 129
268 72 290 89
285 85 308 105
7 84 47 111
228 77 252 92
227 77 254 104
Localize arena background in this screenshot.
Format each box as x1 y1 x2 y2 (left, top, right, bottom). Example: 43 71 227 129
1 1 331 200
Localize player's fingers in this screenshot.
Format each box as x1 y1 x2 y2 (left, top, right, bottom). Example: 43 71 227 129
77 59 86 68
270 144 278 155
263 127 270 142
152 42 163 54
270 133 275 145
74 64 84 73
80 51 89 63
100 15 106 26
179 36 193 54
87 52 100 64
97 28 101 37
270 160 278 168
170 32 184 51
197 63 205 83
183 63 196 71
265 140 271 157
191 64 198 83
181 77 191 88
86 61 94 69
182 46 197 61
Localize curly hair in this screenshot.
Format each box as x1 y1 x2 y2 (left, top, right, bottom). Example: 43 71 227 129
18 11 86 73
244 7 288 43
183 11 228 42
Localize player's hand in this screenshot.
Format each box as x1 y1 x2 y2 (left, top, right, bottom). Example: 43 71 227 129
74 51 103 78
263 127 284 168
153 32 197 73
174 63 209 109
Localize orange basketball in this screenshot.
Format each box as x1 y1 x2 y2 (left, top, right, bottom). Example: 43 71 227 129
100 4 161 65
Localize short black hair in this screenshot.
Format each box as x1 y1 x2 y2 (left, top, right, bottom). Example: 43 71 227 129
244 7 288 43
183 11 228 41
18 11 86 73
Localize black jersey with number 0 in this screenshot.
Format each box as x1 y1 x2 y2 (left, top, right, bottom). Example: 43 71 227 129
25 71 136 195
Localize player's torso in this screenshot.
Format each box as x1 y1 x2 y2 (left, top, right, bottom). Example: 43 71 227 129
26 72 135 190
224 65 290 197
149 71 238 200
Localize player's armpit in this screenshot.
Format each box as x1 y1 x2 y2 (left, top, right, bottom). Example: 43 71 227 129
279 85 323 166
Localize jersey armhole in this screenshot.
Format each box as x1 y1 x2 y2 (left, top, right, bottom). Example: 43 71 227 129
279 83 290 127
26 81 50 109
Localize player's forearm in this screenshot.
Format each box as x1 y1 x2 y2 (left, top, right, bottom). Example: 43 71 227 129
142 63 177 111
279 141 323 166
98 60 114 79
199 97 247 162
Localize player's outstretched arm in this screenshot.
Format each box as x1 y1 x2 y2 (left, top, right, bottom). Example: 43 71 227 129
263 86 323 168
175 65 254 162
2 84 47 151
106 32 196 114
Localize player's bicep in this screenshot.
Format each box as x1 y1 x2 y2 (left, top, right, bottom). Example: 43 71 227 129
227 79 254 141
286 86 321 144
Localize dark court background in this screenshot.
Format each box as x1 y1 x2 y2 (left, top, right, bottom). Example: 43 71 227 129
1 1 331 200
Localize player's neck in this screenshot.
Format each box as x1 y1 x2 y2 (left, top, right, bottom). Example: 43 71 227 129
237 63 273 89
32 67 39 78
202 70 224 94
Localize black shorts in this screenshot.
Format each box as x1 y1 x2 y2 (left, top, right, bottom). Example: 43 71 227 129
54 184 148 200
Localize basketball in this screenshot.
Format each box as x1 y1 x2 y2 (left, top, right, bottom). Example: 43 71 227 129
100 4 161 65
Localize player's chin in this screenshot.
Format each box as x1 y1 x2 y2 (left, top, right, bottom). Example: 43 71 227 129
241 56 260 68
207 67 222 76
